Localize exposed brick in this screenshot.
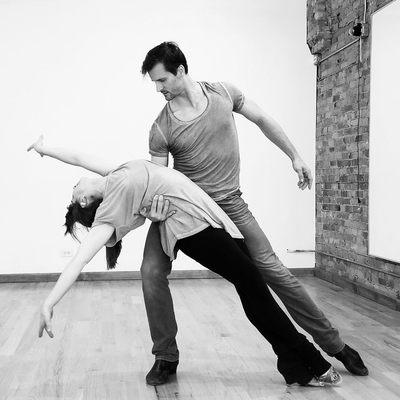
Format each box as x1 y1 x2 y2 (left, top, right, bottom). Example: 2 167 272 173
309 0 400 305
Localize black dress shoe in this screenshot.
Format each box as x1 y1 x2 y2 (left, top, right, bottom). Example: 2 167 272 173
146 359 179 386
334 344 369 376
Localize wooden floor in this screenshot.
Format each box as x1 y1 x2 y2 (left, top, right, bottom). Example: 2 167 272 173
0 277 399 400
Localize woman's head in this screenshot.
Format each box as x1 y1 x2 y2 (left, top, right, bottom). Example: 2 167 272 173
64 198 102 240
65 179 121 269
72 177 103 208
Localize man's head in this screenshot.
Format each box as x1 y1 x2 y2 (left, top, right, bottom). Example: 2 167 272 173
141 42 188 101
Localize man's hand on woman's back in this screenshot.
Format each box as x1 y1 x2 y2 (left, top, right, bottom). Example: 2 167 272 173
140 195 176 222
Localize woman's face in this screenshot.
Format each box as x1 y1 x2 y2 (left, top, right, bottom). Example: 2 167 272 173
71 177 93 207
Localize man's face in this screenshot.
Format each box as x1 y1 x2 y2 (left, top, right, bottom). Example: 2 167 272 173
148 62 183 101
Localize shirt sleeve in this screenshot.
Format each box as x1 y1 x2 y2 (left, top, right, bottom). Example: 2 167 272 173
92 173 145 246
220 82 245 112
149 121 169 157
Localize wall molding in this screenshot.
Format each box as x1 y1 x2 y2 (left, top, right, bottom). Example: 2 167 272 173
0 267 315 283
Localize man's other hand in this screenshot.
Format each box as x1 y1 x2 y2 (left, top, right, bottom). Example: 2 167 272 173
292 158 313 190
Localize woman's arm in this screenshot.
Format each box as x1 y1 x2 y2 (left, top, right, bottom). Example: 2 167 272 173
38 224 114 338
27 135 117 176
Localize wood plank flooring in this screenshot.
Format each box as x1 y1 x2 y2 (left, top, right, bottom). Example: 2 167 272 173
0 277 399 400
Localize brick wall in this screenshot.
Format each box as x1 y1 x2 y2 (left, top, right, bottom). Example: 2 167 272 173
307 0 400 310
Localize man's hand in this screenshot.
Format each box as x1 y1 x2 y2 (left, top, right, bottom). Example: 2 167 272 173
38 303 54 338
140 195 176 222
292 158 313 190
27 134 45 157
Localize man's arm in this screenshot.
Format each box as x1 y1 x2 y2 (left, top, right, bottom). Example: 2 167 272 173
237 98 313 190
143 155 175 222
27 135 117 176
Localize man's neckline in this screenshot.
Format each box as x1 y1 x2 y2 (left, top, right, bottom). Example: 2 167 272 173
167 82 210 124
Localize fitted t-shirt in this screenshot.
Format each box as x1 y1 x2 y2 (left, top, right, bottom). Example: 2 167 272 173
149 81 245 201
92 160 243 260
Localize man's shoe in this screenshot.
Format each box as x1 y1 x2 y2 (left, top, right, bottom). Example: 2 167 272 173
146 360 179 386
333 344 369 376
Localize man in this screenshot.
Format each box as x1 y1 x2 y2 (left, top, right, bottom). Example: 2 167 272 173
140 42 368 385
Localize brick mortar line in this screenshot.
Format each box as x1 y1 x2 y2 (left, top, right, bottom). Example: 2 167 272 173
317 38 360 64
316 251 400 278
317 60 359 82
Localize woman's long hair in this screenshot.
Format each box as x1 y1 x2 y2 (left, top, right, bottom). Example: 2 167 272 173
64 199 122 269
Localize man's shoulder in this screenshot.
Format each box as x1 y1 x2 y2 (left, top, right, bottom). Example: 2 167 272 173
152 104 169 127
201 81 237 101
201 81 226 93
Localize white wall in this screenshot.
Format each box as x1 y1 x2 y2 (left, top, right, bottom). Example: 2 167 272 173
369 1 400 263
0 0 316 273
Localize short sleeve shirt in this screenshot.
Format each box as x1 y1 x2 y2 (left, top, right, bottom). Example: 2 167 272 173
92 160 243 260
149 81 245 201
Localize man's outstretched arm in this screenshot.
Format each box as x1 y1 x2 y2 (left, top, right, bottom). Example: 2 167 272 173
237 98 313 190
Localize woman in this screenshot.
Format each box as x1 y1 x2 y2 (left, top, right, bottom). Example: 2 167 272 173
27 135 341 387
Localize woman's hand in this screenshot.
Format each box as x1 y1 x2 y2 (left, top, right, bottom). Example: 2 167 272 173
27 134 45 157
38 303 54 338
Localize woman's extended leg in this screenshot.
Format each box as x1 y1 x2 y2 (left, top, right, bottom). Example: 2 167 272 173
177 227 331 385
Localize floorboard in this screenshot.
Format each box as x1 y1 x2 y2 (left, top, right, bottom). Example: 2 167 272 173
0 277 399 399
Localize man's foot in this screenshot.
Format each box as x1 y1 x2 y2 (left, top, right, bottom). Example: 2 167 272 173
333 344 369 376
146 360 179 386
307 366 343 387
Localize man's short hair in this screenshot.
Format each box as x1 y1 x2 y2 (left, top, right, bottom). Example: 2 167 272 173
141 42 188 76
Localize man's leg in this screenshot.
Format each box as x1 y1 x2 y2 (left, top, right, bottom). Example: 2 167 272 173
238 217 344 354
141 222 179 384
218 194 368 375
